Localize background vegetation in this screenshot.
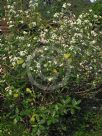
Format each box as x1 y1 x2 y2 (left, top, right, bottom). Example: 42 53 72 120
0 0 102 136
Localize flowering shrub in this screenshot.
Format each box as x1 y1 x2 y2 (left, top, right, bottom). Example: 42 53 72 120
0 0 102 135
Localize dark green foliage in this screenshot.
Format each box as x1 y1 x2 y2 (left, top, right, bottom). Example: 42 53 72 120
92 0 102 16
0 120 29 136
0 0 102 136
0 0 6 18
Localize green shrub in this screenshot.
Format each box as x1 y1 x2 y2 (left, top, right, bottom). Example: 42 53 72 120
92 0 102 16
0 0 102 135
0 120 29 136
74 110 102 136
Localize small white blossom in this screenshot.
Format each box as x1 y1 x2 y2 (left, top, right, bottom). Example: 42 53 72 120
27 44 31 47
19 51 26 56
77 19 82 25
91 31 97 37
23 31 28 35
91 40 96 44
32 22 36 26
62 3 67 8
94 15 98 18
89 9 92 12
19 20 24 23
54 13 59 18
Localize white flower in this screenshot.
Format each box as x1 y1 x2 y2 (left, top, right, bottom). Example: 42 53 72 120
19 51 26 56
62 3 67 8
54 13 59 18
77 19 81 25
27 55 32 61
27 44 31 47
91 31 97 37
16 36 24 40
9 21 13 24
51 33 57 39
90 40 96 45
9 9 16 14
19 20 24 23
25 11 29 14
15 14 19 18
44 29 48 32
79 14 83 18
74 27 79 31
36 63 40 68
18 10 23 13
7 5 11 9
84 20 89 23
48 77 53 82
9 25 14 28
62 3 71 8
89 9 92 12
74 33 83 38
23 31 28 35
32 22 36 26
67 3 71 7
94 15 98 18
89 23 92 27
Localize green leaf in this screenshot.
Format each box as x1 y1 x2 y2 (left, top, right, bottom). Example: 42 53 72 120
71 108 75 115
17 58 24 65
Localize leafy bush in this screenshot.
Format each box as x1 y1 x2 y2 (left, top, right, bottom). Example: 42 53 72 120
0 0 102 135
74 110 102 136
0 120 29 136
92 0 102 16
0 1 5 18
